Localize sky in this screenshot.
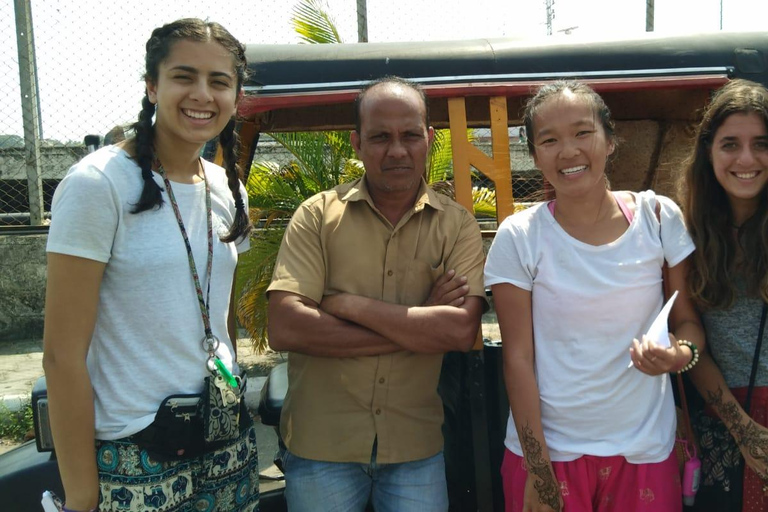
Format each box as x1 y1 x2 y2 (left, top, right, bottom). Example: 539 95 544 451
2 0 768 142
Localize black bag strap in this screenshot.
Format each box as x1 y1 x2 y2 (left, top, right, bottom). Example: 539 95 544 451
744 302 768 415
732 301 768 511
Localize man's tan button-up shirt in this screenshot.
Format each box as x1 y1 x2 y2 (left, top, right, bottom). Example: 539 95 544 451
268 177 485 464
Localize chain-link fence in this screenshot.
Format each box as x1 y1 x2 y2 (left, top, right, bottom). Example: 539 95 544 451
0 0 549 227
6 0 750 226
473 128 540 204
0 1 346 226
1 1 34 226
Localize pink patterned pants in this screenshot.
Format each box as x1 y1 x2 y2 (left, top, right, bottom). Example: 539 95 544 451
501 449 682 511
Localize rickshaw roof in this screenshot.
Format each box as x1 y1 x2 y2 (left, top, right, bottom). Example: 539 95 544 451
238 30 768 129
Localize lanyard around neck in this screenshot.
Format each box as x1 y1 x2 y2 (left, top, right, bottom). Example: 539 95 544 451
155 158 217 356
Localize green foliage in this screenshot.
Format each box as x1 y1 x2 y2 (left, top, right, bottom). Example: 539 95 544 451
472 187 498 219
237 0 348 352
0 401 34 442
237 131 361 351
291 0 344 44
247 132 360 214
427 130 453 183
236 226 286 348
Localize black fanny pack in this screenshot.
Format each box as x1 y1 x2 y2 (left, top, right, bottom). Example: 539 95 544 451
131 374 251 462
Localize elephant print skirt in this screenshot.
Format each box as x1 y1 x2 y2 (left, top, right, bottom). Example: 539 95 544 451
95 425 259 512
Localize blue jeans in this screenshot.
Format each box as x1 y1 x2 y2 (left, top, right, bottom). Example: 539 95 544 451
283 445 448 512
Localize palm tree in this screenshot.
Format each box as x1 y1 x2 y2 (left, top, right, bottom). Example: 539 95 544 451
236 131 362 348
291 0 344 44
236 1 347 350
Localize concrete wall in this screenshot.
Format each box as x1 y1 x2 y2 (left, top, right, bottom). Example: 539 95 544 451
0 146 85 181
0 146 87 221
0 234 47 341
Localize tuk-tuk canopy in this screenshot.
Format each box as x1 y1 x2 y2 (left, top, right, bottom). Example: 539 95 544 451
239 30 768 129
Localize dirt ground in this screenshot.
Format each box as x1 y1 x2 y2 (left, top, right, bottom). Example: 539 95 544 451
237 341 287 377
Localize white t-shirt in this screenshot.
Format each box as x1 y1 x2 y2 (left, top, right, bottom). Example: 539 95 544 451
47 146 249 440
484 190 694 463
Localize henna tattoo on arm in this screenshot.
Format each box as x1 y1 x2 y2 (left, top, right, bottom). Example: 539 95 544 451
705 386 742 429
706 385 768 470
521 423 560 511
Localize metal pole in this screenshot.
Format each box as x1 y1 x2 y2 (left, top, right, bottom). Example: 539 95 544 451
356 0 368 43
720 0 723 30
545 0 555 36
646 0 655 32
14 0 44 226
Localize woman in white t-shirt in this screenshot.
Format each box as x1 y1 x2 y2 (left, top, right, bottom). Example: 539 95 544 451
484 80 705 512
43 19 258 512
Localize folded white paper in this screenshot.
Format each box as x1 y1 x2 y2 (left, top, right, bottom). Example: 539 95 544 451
647 290 678 348
41 491 58 512
628 290 678 367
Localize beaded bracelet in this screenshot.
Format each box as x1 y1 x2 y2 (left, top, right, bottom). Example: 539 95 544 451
677 340 699 373
62 506 97 512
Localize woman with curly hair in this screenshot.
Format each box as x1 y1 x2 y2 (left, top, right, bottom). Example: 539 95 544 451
681 78 768 511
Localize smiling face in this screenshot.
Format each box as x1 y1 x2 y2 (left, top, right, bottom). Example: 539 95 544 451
531 90 615 199
350 83 434 202
146 39 238 153
710 112 768 217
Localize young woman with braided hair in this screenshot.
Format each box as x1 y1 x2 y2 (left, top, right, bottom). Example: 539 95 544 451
43 18 257 512
130 21 249 239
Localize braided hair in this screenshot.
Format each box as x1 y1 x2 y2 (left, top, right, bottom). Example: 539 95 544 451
130 18 251 242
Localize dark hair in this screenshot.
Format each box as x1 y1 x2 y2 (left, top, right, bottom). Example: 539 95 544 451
353 76 430 133
130 18 251 243
678 79 768 309
522 80 617 155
